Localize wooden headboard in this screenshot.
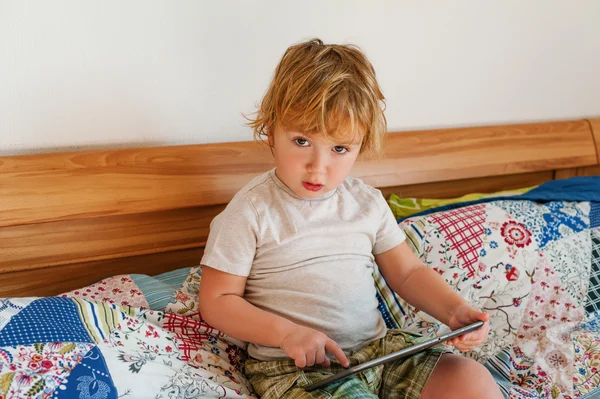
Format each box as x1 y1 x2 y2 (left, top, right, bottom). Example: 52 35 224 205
1 118 599 297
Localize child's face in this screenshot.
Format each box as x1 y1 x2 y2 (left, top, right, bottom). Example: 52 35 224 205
270 124 362 199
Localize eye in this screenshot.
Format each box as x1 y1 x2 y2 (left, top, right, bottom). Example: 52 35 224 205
332 146 348 154
294 138 310 147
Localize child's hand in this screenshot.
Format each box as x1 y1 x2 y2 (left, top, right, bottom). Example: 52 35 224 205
446 304 491 352
280 326 350 368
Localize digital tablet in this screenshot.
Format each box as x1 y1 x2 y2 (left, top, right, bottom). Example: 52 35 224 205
304 321 485 392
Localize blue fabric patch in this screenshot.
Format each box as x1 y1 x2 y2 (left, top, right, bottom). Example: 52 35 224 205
130 267 191 311
55 346 117 399
524 176 600 201
538 201 588 248
494 200 587 249
591 202 600 228
0 297 92 346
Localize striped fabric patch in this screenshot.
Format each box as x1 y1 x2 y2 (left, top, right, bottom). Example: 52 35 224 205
72 298 128 343
483 348 512 398
403 219 427 256
131 267 192 311
374 269 405 329
372 221 428 330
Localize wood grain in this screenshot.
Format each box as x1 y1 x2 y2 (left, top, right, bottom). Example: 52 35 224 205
554 168 579 180
577 165 600 176
0 142 274 228
354 120 596 188
1 118 598 297
0 205 223 274
1 120 596 229
380 171 553 199
588 118 600 163
555 166 600 179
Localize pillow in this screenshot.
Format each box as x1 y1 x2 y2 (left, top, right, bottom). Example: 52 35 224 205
376 196 599 398
386 186 536 220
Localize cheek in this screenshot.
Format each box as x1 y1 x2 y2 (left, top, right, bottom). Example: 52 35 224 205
288 150 309 166
340 154 359 170
330 156 357 178
275 148 306 169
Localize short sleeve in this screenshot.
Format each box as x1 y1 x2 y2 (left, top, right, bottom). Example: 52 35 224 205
372 189 406 255
200 195 259 277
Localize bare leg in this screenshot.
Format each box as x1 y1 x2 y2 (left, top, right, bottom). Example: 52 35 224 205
421 354 504 399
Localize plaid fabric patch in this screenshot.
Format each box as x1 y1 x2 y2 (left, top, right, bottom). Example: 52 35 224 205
162 312 223 361
244 330 445 399
585 230 600 314
429 204 486 278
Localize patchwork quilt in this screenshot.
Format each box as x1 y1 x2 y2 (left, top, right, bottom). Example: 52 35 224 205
1 177 599 399
377 177 600 398
0 268 254 399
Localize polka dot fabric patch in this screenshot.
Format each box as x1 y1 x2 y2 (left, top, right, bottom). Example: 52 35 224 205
0 297 92 347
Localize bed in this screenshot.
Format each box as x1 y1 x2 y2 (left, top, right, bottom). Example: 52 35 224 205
1 118 599 398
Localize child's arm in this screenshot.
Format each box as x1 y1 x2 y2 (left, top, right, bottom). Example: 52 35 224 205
199 266 350 368
375 242 490 352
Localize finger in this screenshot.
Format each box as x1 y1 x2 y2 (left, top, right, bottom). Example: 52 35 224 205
305 350 316 367
457 343 478 352
459 334 476 344
316 346 329 367
452 333 485 349
325 339 350 368
456 345 474 353
455 331 480 344
464 326 490 343
295 353 307 368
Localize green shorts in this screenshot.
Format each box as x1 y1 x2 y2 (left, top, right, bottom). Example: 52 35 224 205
244 329 448 399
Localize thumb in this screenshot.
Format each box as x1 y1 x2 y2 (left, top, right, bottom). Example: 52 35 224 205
469 308 490 323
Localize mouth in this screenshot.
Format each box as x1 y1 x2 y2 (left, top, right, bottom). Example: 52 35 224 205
302 181 324 192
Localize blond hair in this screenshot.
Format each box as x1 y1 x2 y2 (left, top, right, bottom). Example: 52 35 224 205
246 38 387 156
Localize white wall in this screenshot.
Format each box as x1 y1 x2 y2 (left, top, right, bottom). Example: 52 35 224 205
1 1 599 155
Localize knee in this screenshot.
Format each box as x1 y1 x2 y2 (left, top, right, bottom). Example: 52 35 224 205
460 358 499 396
422 354 503 399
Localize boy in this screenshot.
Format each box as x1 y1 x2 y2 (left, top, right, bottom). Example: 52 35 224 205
199 39 503 399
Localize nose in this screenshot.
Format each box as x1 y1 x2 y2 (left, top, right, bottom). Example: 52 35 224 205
307 148 328 174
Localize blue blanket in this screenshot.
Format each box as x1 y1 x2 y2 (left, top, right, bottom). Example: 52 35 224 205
402 176 600 222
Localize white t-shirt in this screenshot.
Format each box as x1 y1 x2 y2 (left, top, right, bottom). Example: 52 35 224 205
200 168 406 360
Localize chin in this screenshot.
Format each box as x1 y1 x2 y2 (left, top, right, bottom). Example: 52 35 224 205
304 187 330 198
303 192 322 198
